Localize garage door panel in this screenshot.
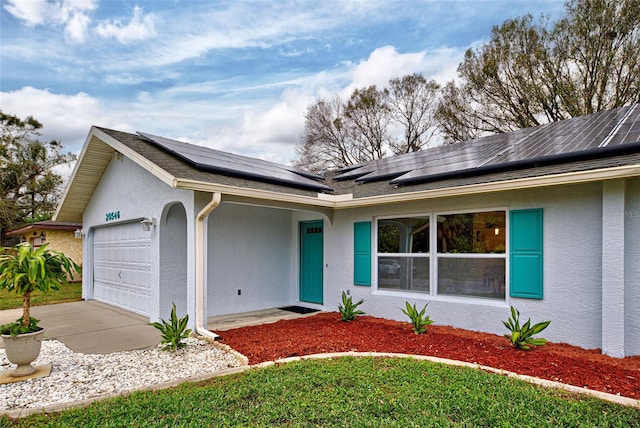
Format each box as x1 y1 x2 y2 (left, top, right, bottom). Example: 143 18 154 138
93 222 151 316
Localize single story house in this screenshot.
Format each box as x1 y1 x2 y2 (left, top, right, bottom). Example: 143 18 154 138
6 221 83 273
54 104 640 357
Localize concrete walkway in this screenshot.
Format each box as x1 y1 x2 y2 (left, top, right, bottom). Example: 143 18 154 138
1 301 318 354
0 301 161 354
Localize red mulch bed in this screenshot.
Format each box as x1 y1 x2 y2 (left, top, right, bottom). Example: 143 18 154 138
218 312 640 400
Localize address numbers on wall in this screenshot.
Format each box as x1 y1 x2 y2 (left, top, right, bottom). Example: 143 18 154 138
105 211 121 222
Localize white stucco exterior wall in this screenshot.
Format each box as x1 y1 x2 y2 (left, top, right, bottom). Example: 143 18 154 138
625 178 640 356
206 203 293 316
601 180 626 357
79 152 638 356
82 156 196 324
323 182 607 351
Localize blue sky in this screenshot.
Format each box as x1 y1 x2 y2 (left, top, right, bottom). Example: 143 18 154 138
0 0 566 171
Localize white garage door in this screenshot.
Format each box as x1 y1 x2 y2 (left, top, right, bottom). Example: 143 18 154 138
93 222 151 316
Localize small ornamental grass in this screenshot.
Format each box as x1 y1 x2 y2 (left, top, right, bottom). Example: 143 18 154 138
401 301 433 334
151 303 192 351
503 306 551 350
337 291 365 321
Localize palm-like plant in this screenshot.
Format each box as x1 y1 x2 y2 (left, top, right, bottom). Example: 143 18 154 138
338 291 365 322
0 242 80 335
401 301 434 334
151 303 192 351
502 306 551 350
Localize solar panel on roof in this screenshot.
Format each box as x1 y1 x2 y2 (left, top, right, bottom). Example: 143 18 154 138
137 132 333 192
388 104 640 186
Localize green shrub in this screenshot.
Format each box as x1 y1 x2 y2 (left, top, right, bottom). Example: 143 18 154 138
401 301 433 334
151 303 192 351
0 242 80 335
0 317 40 336
502 306 551 350
338 291 365 321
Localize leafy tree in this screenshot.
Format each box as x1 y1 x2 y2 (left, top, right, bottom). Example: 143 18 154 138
552 0 640 115
0 111 76 243
436 0 640 142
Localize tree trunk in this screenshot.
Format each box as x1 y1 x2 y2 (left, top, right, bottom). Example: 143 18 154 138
22 291 31 326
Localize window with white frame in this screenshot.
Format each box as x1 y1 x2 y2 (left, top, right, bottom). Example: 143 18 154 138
436 211 506 299
376 210 506 300
377 217 430 293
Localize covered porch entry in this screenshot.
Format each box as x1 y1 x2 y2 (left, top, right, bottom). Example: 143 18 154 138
204 197 331 321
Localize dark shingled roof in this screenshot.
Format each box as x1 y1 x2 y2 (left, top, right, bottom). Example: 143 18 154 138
98 104 640 199
98 128 323 198
137 131 332 192
334 104 640 184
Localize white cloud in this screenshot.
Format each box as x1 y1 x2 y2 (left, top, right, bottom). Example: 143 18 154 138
101 2 370 70
64 10 91 42
349 46 427 89
0 86 116 153
174 45 463 164
232 88 314 158
3 0 50 26
339 45 464 97
160 44 466 164
95 6 156 44
3 0 96 42
0 40 467 169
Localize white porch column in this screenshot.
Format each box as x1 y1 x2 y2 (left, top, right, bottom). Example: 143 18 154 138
602 179 625 358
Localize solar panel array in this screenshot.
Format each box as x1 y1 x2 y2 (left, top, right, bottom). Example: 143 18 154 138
138 132 332 192
137 105 639 193
334 104 640 186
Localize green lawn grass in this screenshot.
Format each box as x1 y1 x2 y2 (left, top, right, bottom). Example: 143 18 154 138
0 282 82 311
4 357 639 427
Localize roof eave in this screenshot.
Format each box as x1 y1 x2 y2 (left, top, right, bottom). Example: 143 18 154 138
333 163 640 209
54 127 178 223
173 178 337 209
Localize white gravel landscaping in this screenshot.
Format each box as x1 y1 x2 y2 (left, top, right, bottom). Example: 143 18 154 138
1 338 245 411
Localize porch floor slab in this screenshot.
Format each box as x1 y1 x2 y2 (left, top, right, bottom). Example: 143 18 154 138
208 307 322 331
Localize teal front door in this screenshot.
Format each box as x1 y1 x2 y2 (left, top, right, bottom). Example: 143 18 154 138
300 220 323 304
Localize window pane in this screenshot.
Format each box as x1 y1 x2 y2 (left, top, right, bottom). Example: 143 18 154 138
437 211 505 253
437 258 505 299
378 217 429 253
378 256 429 292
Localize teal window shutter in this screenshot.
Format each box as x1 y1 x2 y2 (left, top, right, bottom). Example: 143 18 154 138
510 209 543 299
354 221 372 286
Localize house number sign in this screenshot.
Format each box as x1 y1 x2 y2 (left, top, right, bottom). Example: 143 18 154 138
105 211 121 221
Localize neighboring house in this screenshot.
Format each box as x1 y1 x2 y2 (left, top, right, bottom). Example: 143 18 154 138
54 104 640 358
6 221 83 276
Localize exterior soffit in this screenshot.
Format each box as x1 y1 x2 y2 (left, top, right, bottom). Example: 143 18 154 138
176 163 640 210
54 128 177 222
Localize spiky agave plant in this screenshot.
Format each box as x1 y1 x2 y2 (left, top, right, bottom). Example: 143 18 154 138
401 301 433 334
151 303 192 351
338 291 365 321
502 306 551 350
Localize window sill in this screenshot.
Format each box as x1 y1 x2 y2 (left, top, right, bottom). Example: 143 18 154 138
373 289 510 308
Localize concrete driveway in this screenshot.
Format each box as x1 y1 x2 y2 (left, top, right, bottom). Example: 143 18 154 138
1 301 319 354
0 301 161 354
